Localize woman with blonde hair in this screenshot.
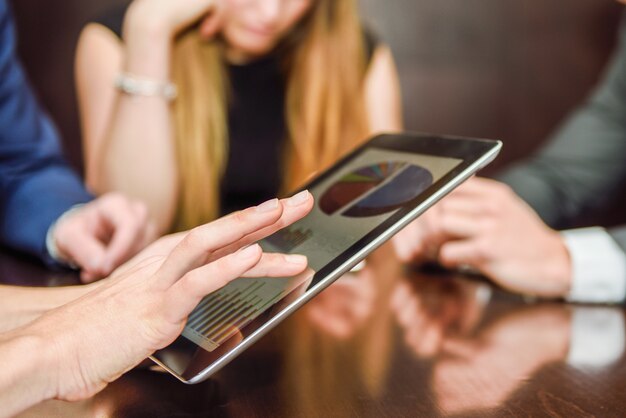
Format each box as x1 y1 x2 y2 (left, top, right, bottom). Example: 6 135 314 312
76 0 402 234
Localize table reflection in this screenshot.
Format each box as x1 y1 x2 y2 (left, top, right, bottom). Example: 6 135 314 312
6 245 626 417
432 304 571 414
19 369 229 418
265 250 626 417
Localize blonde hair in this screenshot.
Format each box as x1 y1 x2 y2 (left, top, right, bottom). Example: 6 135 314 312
171 0 369 231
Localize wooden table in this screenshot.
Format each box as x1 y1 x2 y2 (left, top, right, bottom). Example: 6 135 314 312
4 245 625 418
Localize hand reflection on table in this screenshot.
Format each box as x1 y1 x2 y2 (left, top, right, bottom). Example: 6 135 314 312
391 274 490 358
432 304 572 415
305 267 376 339
391 273 626 416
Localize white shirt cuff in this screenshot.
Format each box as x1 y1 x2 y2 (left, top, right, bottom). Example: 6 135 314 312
561 227 626 304
45 205 84 267
567 307 625 369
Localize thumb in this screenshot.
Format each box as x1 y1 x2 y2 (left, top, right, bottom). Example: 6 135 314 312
55 223 108 282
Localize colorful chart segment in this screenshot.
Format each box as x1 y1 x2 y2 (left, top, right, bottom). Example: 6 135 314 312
319 162 406 215
320 161 434 218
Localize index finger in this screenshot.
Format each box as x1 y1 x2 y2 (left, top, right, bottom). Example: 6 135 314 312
156 191 313 286
208 191 315 262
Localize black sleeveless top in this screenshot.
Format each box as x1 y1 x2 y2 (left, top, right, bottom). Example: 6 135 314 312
95 7 378 216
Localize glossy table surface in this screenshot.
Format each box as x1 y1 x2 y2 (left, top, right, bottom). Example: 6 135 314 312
3 245 625 418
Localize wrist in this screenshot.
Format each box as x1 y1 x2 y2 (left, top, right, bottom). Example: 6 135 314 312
123 4 173 79
47 204 85 267
20 313 92 402
0 330 57 414
125 1 174 40
23 332 59 401
546 230 573 297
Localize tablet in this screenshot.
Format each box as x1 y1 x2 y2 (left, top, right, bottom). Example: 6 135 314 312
151 133 502 383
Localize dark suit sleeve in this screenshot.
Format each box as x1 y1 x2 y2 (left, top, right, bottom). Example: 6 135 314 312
0 1 92 261
497 15 626 243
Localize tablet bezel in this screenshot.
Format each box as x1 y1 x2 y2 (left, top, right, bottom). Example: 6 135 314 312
151 133 502 383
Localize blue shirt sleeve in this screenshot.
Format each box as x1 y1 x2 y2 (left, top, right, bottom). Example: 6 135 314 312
0 0 93 262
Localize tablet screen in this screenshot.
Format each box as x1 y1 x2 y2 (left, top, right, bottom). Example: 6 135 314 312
181 147 462 353
152 133 501 382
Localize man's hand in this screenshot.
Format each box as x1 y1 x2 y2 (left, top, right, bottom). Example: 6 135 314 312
393 178 573 298
51 193 156 283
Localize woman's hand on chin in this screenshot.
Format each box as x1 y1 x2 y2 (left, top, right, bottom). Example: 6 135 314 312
125 0 224 40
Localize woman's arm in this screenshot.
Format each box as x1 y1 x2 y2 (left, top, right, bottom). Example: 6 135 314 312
364 45 404 133
75 0 220 233
75 15 179 234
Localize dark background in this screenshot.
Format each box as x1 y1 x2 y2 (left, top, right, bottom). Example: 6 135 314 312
9 0 625 224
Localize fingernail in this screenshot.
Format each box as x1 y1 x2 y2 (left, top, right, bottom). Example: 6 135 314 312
285 254 307 264
237 244 260 259
256 198 279 213
287 190 310 207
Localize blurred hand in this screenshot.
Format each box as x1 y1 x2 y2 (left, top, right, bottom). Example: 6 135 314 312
394 178 572 298
392 200 444 264
26 193 314 402
127 0 225 39
391 275 488 358
306 268 376 339
52 193 156 283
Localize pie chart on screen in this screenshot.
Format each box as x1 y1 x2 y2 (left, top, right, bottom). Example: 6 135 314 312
319 161 434 218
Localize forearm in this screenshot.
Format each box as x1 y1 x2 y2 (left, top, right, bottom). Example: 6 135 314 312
0 285 94 333
365 45 404 133
99 96 178 232
93 8 179 233
0 331 54 417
